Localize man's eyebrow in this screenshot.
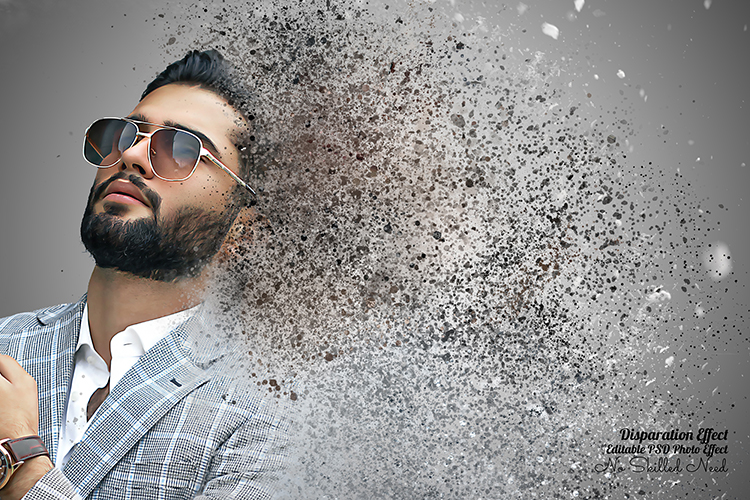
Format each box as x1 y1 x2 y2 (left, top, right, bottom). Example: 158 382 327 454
127 112 148 122
124 113 223 159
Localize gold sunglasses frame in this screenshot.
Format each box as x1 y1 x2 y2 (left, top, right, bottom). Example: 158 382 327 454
83 117 256 197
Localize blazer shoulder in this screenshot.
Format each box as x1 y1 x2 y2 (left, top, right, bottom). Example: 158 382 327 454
0 296 86 334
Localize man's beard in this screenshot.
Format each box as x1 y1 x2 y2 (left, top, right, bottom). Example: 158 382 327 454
80 172 241 282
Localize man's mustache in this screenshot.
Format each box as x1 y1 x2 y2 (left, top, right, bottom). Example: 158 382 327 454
91 172 161 212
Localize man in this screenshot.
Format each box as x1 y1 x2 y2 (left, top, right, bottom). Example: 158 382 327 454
0 50 286 499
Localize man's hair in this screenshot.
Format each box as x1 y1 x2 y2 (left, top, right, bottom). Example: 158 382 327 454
142 50 255 186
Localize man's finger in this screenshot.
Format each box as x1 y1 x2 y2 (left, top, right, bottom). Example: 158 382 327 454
0 354 30 384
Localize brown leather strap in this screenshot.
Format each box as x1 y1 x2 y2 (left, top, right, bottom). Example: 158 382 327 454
5 436 49 463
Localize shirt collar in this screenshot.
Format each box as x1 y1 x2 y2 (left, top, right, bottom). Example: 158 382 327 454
78 303 201 356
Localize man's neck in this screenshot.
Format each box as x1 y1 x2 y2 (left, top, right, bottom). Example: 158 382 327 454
86 266 205 367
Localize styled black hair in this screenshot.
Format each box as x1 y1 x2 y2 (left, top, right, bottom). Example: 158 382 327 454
142 50 256 188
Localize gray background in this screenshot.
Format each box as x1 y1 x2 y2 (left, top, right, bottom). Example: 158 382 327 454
0 0 170 313
0 0 748 495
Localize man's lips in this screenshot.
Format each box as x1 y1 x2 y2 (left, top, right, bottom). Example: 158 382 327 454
101 180 151 208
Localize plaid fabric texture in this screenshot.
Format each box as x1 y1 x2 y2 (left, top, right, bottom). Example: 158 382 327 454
0 297 288 499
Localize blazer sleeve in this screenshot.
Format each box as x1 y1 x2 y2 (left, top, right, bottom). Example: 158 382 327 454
21 468 83 500
21 408 289 500
195 401 289 500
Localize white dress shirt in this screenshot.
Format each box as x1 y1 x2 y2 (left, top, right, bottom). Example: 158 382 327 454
55 304 199 468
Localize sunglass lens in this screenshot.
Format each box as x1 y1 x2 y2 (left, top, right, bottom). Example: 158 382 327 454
84 119 137 167
150 129 201 180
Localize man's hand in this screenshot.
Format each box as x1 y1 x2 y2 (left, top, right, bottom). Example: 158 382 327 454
0 355 53 500
0 355 40 440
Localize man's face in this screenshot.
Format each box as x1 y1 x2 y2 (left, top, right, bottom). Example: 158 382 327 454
80 83 248 281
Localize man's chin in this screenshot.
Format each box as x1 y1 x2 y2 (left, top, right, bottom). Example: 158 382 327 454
81 202 233 283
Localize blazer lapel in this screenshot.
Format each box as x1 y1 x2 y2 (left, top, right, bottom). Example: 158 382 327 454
28 298 85 464
62 316 214 498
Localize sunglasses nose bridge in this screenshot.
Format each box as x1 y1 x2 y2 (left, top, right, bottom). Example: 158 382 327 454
119 130 156 179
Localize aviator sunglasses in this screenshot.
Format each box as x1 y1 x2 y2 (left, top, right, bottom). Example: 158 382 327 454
83 117 256 197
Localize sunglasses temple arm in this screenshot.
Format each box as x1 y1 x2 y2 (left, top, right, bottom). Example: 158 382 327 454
205 153 257 198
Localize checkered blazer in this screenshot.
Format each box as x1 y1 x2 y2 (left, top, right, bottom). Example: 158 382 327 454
0 297 288 499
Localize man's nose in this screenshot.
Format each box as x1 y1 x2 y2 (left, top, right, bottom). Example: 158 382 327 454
119 134 156 178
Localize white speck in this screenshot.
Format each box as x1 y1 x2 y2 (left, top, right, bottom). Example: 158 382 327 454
667 24 672 31
71 391 80 402
688 139 694 145
454 13 464 22
537 456 544 463
695 304 705 317
745 25 748 32
639 88 646 99
703 242 732 280
526 403 545 414
617 69 625 79
517 2 528 15
704 0 712 9
592 9 605 17
665 356 674 367
712 386 719 396
542 22 560 39
647 289 671 302
594 74 599 80
645 378 656 386
574 0 584 12
741 162 746 167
